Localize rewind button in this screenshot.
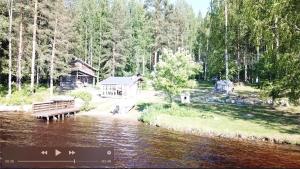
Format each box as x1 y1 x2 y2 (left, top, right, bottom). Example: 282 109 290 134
41 151 48 155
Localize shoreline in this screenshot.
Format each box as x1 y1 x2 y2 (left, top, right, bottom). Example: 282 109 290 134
140 120 300 146
80 107 300 146
0 104 32 113
1 105 299 146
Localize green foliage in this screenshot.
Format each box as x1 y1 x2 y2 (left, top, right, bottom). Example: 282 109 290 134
0 84 6 97
153 49 201 103
80 103 96 112
193 0 300 103
70 91 94 111
0 85 48 105
139 103 213 124
70 91 92 103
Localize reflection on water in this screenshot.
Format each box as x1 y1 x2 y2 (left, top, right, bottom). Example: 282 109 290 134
1 112 300 168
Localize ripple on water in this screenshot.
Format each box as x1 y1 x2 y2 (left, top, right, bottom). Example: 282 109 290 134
0 112 300 168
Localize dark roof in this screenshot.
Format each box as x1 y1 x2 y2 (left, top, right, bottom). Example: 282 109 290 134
71 58 97 71
100 76 141 85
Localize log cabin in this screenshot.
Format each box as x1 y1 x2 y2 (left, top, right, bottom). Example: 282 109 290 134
60 58 97 89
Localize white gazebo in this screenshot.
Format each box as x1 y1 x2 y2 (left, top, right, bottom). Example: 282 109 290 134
99 76 142 98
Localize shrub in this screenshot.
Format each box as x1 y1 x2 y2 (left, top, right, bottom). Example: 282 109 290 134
153 49 201 103
70 91 92 102
0 86 49 105
70 91 93 111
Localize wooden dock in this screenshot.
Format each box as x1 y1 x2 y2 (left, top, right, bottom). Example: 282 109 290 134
32 99 80 122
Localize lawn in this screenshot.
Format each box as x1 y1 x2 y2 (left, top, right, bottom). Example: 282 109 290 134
138 82 300 145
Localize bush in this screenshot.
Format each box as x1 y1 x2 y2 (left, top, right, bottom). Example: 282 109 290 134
70 91 93 111
0 85 48 105
0 84 7 97
153 49 200 103
70 91 92 102
187 80 198 89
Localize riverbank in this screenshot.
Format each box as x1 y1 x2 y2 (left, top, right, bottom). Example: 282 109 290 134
75 85 300 145
133 82 299 145
138 103 300 145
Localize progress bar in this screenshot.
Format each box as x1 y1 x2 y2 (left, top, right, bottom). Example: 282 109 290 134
2 147 114 168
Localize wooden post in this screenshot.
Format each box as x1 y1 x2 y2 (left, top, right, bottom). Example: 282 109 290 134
46 116 49 123
62 114 64 120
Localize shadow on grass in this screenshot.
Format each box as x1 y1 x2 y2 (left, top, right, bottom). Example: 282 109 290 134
197 81 214 90
137 103 153 112
189 98 300 134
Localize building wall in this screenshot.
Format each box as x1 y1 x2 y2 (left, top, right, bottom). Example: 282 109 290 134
101 83 138 98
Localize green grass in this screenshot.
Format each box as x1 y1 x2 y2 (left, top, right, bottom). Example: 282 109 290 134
138 102 300 145
0 85 49 105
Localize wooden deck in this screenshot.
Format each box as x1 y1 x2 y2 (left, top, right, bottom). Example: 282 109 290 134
32 99 80 122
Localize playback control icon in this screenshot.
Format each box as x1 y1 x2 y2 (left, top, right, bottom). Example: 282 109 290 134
2 147 114 168
69 150 75 155
41 151 48 155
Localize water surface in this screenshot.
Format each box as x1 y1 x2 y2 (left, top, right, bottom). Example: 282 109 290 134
1 112 300 168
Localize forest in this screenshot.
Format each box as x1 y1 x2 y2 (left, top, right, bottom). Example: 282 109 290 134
0 0 299 103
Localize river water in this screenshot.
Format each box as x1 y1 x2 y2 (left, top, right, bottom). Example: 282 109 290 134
1 112 300 168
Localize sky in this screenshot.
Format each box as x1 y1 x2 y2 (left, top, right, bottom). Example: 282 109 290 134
169 0 211 16
185 0 210 16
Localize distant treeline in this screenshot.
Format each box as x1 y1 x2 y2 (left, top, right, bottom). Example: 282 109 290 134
0 0 299 102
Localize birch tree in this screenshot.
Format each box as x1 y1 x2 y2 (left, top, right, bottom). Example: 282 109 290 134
30 0 38 93
7 0 13 97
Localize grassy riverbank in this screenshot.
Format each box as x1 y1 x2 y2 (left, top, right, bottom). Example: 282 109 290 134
138 83 300 145
138 103 300 145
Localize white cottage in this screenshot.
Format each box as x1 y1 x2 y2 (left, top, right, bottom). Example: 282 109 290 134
99 76 142 98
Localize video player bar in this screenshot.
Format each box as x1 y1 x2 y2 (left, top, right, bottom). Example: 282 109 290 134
1 146 114 168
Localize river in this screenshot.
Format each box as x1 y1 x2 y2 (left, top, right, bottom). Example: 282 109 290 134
1 112 300 168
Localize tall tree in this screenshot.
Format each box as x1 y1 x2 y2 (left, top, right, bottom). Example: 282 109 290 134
17 0 23 91
224 0 229 80
30 0 38 93
7 0 13 97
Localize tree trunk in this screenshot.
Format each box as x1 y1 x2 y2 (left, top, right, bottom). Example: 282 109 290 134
237 25 240 84
237 45 240 84
244 52 247 82
154 50 158 72
85 24 88 63
17 0 23 91
7 0 13 97
112 44 115 77
275 16 279 79
36 66 39 87
89 35 93 66
97 46 101 84
255 42 260 83
50 18 58 96
135 53 139 74
224 0 229 80
31 0 38 93
142 52 145 75
198 45 201 63
204 38 209 81
97 55 101 84
149 53 152 71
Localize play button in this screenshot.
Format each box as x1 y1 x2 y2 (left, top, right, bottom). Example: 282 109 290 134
55 149 61 157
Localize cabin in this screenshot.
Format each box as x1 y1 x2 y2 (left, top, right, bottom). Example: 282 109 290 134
60 58 97 89
99 75 142 98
